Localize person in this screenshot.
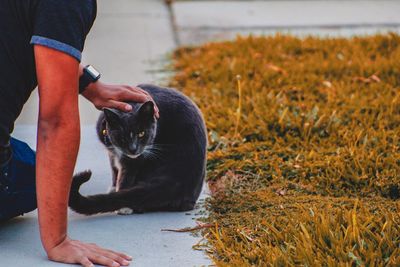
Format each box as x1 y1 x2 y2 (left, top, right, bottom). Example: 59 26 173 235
0 0 159 266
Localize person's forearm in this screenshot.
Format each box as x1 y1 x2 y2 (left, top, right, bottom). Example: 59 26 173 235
36 115 80 253
33 46 132 266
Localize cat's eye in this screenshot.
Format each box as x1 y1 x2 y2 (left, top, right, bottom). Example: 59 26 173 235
138 131 145 138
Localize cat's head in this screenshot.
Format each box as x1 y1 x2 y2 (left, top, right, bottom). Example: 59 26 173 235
103 101 157 159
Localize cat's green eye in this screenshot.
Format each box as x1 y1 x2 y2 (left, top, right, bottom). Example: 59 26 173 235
138 131 145 138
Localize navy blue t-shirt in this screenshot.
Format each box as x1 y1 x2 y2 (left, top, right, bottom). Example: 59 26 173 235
0 0 97 146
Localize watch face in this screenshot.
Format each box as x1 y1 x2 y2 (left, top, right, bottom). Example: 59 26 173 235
86 65 101 79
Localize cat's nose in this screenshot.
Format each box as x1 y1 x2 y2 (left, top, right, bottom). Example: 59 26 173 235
129 144 137 153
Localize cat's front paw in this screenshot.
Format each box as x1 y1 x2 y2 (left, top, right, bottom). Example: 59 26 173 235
117 207 134 215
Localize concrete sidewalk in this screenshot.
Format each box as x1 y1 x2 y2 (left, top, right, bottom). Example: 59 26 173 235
4 0 211 266
171 0 400 45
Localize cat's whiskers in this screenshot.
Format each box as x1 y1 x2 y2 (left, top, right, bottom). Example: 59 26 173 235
143 149 162 157
142 147 164 160
142 152 158 161
144 144 173 154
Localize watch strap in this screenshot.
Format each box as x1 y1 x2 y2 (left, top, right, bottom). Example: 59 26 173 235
79 65 101 94
79 70 92 94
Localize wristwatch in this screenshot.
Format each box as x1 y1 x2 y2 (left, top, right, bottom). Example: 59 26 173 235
79 65 101 94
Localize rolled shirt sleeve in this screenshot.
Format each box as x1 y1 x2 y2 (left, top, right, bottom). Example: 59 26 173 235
30 0 97 62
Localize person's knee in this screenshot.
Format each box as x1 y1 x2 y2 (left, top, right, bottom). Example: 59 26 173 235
0 138 37 221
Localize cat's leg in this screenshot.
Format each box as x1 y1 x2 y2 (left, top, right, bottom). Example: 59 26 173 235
116 168 137 215
115 167 128 192
108 153 118 193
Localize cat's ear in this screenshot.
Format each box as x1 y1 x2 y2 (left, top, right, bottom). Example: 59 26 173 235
103 108 121 128
139 101 155 120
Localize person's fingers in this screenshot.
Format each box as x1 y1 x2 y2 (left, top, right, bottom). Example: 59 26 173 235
117 90 149 103
106 86 159 117
125 85 150 97
123 87 160 111
109 100 132 112
137 89 154 102
80 257 94 267
93 250 130 266
120 86 160 117
85 243 131 265
93 246 133 262
154 106 160 118
88 253 120 267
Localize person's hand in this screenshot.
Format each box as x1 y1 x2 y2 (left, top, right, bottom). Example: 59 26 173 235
82 81 159 117
47 237 132 267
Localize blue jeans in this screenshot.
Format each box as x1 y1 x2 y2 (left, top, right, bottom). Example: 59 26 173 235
0 138 36 221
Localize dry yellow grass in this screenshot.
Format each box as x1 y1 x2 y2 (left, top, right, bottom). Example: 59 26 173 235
169 34 400 266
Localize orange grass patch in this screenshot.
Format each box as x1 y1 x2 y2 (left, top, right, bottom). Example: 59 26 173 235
169 34 400 265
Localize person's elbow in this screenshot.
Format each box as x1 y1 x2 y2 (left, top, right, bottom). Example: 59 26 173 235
38 107 80 140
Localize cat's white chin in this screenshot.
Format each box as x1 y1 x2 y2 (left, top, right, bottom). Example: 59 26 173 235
126 153 140 159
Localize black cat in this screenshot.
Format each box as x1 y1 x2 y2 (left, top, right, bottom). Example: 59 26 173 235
69 84 207 215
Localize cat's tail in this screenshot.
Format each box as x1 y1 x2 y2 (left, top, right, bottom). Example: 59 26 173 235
69 170 192 215
69 170 131 215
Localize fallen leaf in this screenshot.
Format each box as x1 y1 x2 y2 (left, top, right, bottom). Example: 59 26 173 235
322 81 333 88
276 188 287 196
352 74 381 83
265 63 288 75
